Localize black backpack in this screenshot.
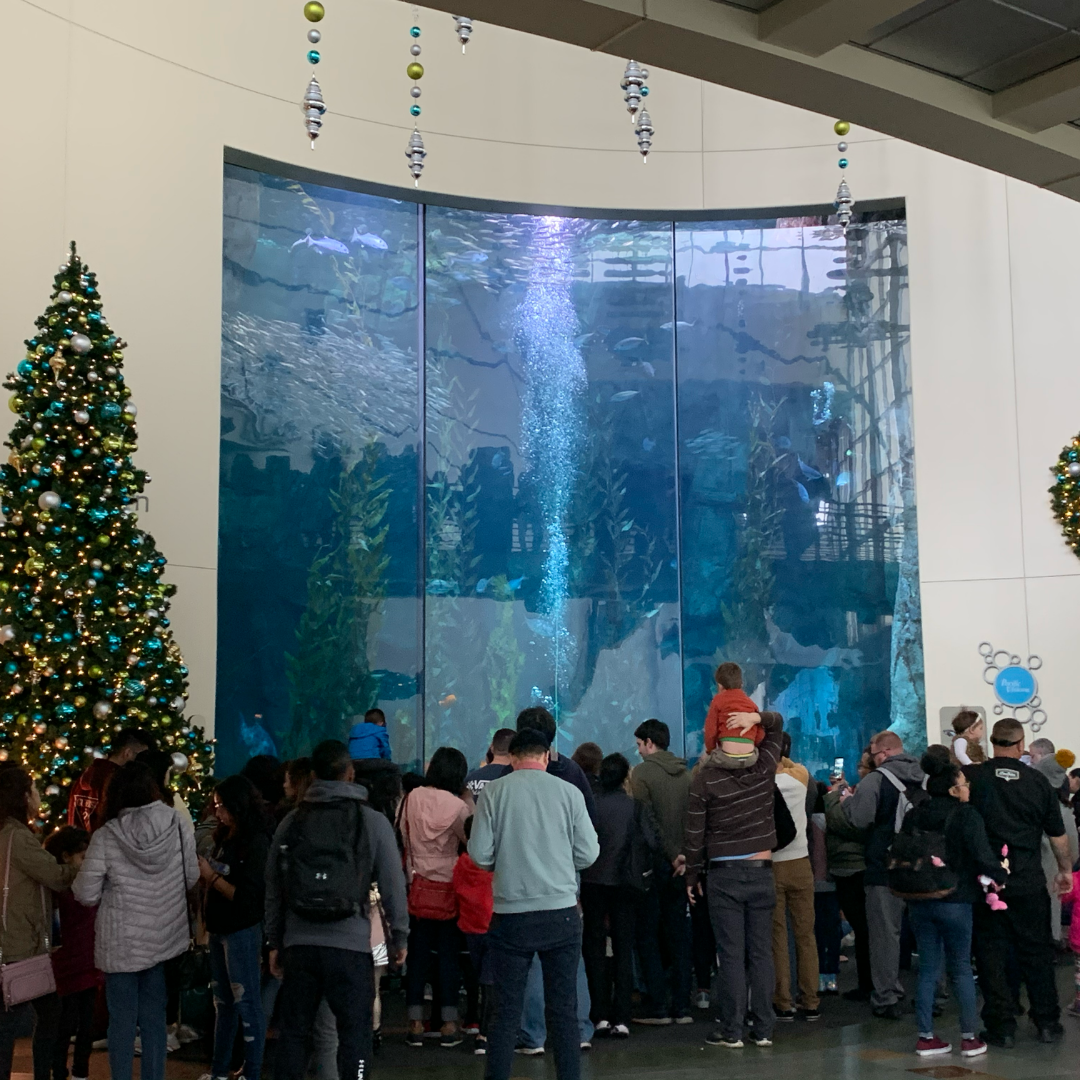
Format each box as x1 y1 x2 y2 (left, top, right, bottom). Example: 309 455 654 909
887 811 958 901
281 799 371 922
772 784 798 852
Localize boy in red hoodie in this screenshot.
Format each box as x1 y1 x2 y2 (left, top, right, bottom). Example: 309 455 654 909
453 816 494 1055
704 662 764 755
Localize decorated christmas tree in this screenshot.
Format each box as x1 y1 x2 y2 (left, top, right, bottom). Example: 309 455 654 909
0 243 212 821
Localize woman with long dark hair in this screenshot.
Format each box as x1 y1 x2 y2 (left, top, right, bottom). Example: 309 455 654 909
73 759 198 1080
199 775 270 1080
0 767 76 1080
401 747 472 1048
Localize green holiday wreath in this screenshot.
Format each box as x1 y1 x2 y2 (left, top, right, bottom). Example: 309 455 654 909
1050 433 1080 555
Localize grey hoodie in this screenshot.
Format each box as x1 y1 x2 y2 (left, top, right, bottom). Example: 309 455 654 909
265 779 408 954
74 800 198 973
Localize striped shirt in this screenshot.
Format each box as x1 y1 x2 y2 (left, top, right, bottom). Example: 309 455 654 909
683 713 784 887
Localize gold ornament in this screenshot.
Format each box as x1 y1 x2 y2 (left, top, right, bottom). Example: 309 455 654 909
407 62 424 80
834 120 850 136
303 1 325 20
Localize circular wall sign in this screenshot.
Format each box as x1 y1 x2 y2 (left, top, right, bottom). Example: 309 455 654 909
993 666 1037 708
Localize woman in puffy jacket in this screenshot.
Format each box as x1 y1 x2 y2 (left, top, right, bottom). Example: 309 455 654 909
400 746 472 1048
73 759 198 1080
0 767 77 1080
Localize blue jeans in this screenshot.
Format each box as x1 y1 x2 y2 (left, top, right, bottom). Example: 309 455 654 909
210 924 266 1080
908 900 979 1037
487 907 582 1080
519 953 593 1046
106 964 167 1080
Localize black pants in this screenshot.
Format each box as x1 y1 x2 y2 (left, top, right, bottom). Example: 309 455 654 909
405 916 461 1023
581 883 635 1026
53 987 96 1080
834 872 871 994
706 861 776 1040
486 907 581 1080
277 945 374 1080
814 891 842 976
973 889 1060 1037
634 869 692 1016
691 880 716 991
0 993 60 1080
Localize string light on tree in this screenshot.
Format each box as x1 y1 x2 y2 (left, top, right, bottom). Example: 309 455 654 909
0 243 212 823
406 11 427 185
1049 432 1080 555
832 120 855 231
300 1 327 148
452 15 473 51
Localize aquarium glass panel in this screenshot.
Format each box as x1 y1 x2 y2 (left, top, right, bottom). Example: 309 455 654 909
424 211 682 763
675 217 920 780
218 165 422 774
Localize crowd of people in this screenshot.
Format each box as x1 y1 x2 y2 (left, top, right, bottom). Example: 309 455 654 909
1 677 1079 1080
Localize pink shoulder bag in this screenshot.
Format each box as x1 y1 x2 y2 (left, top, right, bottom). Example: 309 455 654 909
0 830 56 1007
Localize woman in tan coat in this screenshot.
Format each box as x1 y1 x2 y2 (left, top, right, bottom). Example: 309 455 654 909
0 766 78 1080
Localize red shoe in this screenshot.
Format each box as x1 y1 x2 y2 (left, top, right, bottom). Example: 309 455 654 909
961 1038 987 1058
915 1036 952 1056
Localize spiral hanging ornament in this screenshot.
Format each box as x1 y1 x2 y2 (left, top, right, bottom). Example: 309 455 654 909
621 60 648 121
832 120 854 231
300 1 327 148
453 15 473 51
635 107 654 162
406 11 427 184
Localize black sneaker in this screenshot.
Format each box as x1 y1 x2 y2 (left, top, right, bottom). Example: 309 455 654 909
843 988 872 1002
979 1029 1015 1049
1036 1021 1064 1044
872 1003 904 1020
749 1032 773 1046
473 1035 487 1056
440 1028 463 1048
406 1029 424 1048
705 1028 743 1048
673 1011 694 1025
800 1008 821 1022
515 1044 544 1056
774 1009 797 1022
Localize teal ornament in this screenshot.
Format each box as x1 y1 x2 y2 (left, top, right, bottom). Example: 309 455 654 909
410 104 421 116
410 25 421 36
17 361 33 377
839 158 849 169
55 702 75 719
124 679 146 697
307 49 321 63
641 86 649 96
100 402 121 419
3 662 15 675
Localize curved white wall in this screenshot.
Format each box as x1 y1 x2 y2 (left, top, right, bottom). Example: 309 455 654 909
3 0 1080 752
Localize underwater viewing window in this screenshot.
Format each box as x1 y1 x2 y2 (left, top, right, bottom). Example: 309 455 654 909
218 154 920 782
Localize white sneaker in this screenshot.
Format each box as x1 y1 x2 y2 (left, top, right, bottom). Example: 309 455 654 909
611 1024 630 1038
176 1023 201 1044
166 1031 181 1053
133 1037 141 1057
694 990 710 1010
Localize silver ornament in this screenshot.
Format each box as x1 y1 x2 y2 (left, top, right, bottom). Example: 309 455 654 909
56 291 73 304
37 491 61 510
635 107 654 161
301 76 327 150
105 365 117 376
411 43 422 56
621 59 648 120
307 28 321 43
86 371 99 383
453 15 473 51
45 784 61 797
170 695 186 711
0 625 14 643
123 401 138 417
834 177 855 231
837 141 848 152
92 701 112 719
406 128 427 186
73 409 90 425
411 86 422 98
1068 462 1080 478
70 334 92 355
170 751 189 773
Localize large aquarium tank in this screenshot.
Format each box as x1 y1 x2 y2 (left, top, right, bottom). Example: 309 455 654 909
217 159 921 780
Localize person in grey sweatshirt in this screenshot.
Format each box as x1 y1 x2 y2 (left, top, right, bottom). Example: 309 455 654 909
468 727 599 1080
840 730 925 1018
265 740 408 1080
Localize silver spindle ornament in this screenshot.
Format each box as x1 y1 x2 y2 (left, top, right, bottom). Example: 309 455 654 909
635 107 654 161
453 16 473 51
301 76 327 149
834 177 854 231
622 60 648 121
406 128 427 186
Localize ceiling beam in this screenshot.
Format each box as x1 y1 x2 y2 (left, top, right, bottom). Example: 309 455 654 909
758 0 927 57
403 0 1080 202
993 58 1080 133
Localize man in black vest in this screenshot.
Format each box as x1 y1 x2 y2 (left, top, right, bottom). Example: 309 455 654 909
968 718 1071 1047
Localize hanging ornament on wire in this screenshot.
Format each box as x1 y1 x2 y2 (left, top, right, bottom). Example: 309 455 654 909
635 107 653 162
621 60 648 122
832 120 854 231
300 1 327 148
406 10 427 185
453 15 473 51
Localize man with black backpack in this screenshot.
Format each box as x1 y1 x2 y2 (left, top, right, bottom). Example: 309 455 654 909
840 730 924 1019
266 739 408 1080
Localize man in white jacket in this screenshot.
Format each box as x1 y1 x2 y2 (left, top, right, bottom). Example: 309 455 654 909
772 734 820 1022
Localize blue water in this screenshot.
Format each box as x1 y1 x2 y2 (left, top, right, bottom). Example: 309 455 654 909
218 167 920 779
